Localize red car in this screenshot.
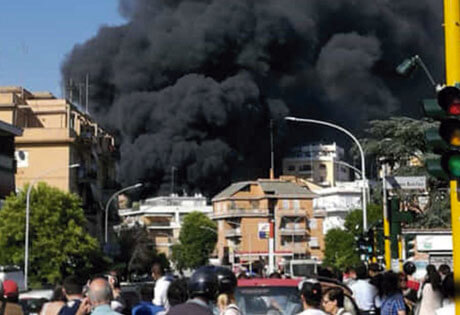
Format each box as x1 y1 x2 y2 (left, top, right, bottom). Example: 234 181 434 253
235 278 359 315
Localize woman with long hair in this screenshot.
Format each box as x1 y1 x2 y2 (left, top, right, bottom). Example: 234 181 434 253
419 264 443 315
380 271 406 315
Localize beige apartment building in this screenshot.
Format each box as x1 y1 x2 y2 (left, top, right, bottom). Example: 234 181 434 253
0 86 117 239
212 179 324 270
0 120 22 202
282 143 352 187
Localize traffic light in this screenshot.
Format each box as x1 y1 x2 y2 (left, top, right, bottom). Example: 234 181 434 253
424 86 460 179
404 234 416 260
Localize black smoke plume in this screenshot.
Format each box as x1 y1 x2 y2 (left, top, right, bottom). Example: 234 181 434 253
62 0 444 197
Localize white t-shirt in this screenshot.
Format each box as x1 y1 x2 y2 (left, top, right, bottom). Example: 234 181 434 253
297 308 327 315
435 301 455 315
350 279 378 311
153 276 172 308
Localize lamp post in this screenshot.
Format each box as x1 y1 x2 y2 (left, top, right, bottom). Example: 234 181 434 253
105 183 143 244
285 116 368 231
24 163 80 291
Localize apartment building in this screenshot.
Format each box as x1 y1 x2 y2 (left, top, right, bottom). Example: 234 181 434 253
282 143 352 187
117 194 213 257
0 120 22 203
212 179 323 270
0 86 117 239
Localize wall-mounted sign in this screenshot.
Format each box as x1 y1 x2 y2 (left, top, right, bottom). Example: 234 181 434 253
258 223 270 239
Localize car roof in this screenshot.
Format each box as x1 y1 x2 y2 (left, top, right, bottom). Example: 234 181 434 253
237 278 302 287
19 289 53 300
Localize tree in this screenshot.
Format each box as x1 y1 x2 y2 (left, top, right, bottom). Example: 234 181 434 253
323 229 360 271
171 211 217 270
344 203 382 237
114 223 169 280
359 116 451 228
0 183 104 287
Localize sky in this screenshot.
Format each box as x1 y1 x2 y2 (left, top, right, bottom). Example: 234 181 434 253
0 1 125 97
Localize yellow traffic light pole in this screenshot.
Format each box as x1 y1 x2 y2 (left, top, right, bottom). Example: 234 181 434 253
444 0 460 311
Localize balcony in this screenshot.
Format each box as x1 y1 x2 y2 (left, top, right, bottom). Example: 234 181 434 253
279 227 306 236
225 228 242 238
277 209 306 217
146 222 178 230
212 208 270 219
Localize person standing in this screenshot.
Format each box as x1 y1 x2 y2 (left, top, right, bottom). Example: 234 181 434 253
86 277 122 315
59 276 85 315
297 279 327 315
151 263 171 309
380 271 406 315
419 265 443 315
167 266 217 315
215 267 240 315
0 280 24 315
322 288 352 315
349 264 379 314
40 285 67 315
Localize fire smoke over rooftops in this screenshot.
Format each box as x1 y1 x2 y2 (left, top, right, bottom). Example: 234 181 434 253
62 0 443 197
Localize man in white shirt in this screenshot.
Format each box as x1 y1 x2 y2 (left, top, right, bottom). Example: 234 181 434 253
151 263 172 309
349 264 378 314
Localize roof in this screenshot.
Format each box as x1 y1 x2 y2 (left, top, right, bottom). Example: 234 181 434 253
0 120 22 136
212 179 316 201
237 278 301 287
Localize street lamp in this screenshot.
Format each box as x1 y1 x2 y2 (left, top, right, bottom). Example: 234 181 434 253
24 163 80 291
105 183 143 244
285 116 368 231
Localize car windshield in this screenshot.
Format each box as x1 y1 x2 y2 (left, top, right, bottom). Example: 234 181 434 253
235 286 302 315
292 264 315 277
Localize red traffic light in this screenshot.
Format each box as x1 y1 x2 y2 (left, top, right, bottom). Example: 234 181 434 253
438 86 460 116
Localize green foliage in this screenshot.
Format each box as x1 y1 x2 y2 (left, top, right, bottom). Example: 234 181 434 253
115 224 169 279
324 203 381 270
0 183 103 287
171 211 217 270
344 203 382 236
359 116 450 228
323 229 360 271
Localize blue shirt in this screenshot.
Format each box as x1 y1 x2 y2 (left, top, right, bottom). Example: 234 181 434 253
381 293 405 315
132 301 165 315
92 304 122 315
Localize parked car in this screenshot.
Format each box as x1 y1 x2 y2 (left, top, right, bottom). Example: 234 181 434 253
19 289 53 315
235 277 359 315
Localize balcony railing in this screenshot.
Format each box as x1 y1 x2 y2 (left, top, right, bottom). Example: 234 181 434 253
212 208 270 219
279 228 306 235
276 209 306 217
225 228 242 238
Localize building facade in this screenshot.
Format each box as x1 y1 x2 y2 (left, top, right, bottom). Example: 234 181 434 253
0 120 22 203
212 179 323 271
0 86 118 240
282 143 352 187
117 194 213 257
312 181 363 234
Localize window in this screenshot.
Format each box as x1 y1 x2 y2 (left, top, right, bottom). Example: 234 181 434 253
251 200 259 209
283 200 290 209
309 237 319 248
293 200 300 210
287 165 296 171
319 164 326 169
299 164 311 172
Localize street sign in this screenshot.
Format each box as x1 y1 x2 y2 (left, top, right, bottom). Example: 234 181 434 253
385 176 427 190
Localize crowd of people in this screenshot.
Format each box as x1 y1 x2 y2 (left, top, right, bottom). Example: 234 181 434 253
341 262 455 315
0 261 455 315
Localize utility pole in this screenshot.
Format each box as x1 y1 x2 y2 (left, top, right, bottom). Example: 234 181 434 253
444 1 460 312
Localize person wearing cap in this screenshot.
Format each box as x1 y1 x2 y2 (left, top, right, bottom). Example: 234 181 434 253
0 279 24 315
298 279 327 315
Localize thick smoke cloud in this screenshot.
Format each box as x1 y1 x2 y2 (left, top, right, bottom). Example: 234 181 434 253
62 0 443 197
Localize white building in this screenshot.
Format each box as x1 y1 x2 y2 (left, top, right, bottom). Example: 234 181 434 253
117 194 212 257
312 181 362 234
282 143 353 187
